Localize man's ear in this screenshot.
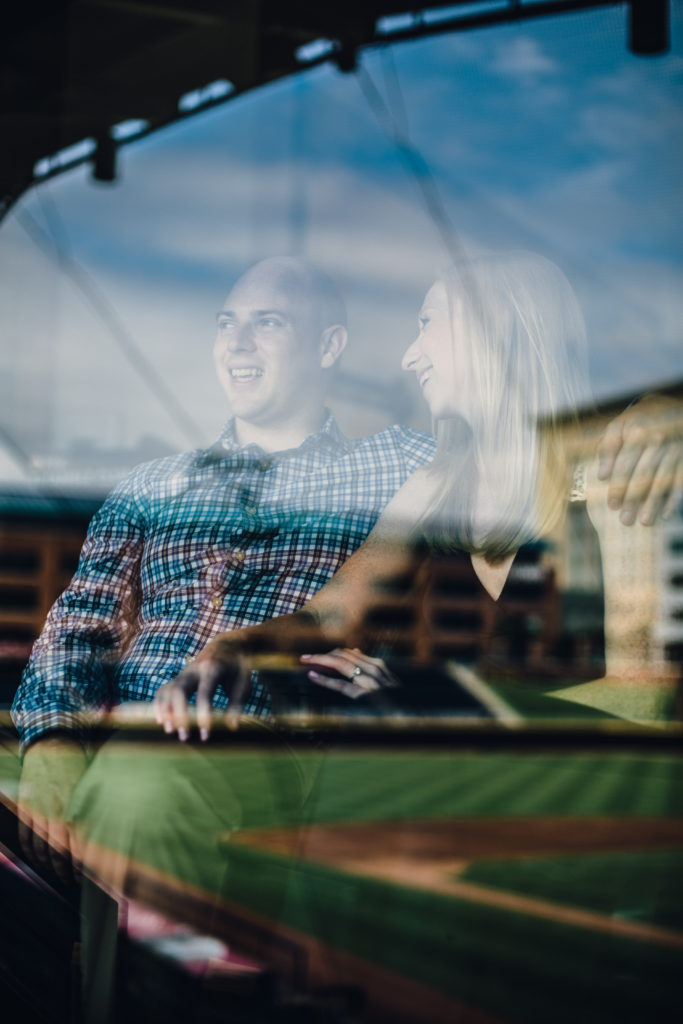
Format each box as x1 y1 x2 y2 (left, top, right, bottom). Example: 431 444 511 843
320 325 348 369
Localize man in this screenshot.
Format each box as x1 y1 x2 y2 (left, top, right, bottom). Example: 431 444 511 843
12 257 436 872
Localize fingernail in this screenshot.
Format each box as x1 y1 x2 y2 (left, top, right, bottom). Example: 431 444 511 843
300 654 311 660
163 721 173 734
308 671 322 682
178 727 188 742
200 728 208 742
620 506 636 526
639 510 654 526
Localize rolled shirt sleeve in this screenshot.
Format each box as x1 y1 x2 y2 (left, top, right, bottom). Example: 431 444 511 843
11 481 144 751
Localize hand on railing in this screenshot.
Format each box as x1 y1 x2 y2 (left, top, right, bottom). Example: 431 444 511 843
301 647 399 699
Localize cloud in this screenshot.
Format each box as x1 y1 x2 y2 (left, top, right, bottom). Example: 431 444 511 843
1 11 681 488
491 35 559 79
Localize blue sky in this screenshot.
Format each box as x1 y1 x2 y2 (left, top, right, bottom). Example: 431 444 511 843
0 3 681 487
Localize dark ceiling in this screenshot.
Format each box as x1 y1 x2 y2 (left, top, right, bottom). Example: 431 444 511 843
1 1 669 216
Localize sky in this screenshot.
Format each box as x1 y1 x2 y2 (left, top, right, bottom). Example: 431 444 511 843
0 3 681 490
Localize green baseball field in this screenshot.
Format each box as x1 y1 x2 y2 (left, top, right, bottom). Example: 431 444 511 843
2 688 682 1024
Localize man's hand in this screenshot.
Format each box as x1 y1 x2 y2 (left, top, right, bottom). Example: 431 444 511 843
154 649 253 741
597 394 683 526
18 735 88 882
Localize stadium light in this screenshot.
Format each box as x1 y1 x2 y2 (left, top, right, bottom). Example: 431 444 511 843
92 133 117 183
629 0 669 56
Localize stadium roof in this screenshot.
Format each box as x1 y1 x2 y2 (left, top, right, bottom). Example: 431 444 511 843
2 1 668 218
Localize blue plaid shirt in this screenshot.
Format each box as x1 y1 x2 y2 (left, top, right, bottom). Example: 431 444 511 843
12 414 435 749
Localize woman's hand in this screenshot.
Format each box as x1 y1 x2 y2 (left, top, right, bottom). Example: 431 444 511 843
301 647 399 700
153 645 253 741
597 394 683 525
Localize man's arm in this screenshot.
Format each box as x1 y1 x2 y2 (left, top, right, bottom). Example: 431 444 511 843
12 485 144 751
12 479 145 871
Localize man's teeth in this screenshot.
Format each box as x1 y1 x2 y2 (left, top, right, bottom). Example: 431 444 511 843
230 368 263 379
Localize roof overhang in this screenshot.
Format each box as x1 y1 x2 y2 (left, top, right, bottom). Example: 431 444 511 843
1 1 669 218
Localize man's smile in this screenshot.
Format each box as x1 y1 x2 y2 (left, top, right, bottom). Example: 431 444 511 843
228 367 264 381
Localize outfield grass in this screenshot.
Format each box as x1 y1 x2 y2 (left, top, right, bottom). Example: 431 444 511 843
462 849 683 931
484 677 615 719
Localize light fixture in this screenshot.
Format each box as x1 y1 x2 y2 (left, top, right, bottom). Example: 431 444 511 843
629 0 669 56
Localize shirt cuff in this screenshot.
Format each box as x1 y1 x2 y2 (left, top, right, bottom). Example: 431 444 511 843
14 708 95 758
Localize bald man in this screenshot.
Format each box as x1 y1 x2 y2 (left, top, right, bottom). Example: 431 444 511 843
12 258 436 865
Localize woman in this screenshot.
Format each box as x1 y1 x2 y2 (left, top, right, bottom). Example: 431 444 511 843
155 249 604 734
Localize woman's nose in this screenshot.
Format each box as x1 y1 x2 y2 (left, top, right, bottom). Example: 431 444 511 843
401 337 420 371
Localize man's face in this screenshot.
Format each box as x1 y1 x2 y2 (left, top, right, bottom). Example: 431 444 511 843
214 266 326 431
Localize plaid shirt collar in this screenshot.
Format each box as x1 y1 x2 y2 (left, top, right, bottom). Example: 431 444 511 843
196 410 352 466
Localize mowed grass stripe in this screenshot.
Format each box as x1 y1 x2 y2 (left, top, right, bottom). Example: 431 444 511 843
312 754 562 820
284 751 683 825
496 755 683 818
308 756 443 822
307 754 497 822
310 753 683 821
428 756 548 817
460 756 613 817
509 756 609 815
519 756 649 817
626 757 683 816
575 756 680 818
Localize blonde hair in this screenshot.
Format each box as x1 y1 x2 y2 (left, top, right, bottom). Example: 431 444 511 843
423 251 589 560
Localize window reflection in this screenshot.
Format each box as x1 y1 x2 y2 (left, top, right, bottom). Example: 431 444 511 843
1 7 682 1024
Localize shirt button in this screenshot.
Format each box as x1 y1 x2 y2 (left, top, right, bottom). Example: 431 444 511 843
210 593 223 609
233 550 245 563
245 503 257 515
258 460 271 472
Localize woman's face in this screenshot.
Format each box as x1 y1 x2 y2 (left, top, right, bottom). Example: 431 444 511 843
402 280 470 421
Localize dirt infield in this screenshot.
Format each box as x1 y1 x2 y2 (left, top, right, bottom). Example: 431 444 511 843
233 815 683 863
234 816 683 951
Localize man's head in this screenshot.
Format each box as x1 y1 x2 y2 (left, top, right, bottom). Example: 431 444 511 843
214 258 347 442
